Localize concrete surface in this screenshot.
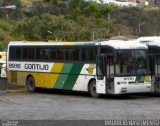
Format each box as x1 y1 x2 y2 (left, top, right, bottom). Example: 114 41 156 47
0 91 160 120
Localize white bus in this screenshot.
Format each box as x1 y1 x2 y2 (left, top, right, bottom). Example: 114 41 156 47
7 40 151 97
137 36 160 43
138 37 160 93
0 52 7 78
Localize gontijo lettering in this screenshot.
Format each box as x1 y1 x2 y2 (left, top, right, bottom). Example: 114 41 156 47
24 64 49 70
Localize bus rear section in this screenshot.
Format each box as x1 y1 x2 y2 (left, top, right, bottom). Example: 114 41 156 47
142 40 160 93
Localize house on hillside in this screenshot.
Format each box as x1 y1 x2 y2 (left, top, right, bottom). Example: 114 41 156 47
95 0 138 7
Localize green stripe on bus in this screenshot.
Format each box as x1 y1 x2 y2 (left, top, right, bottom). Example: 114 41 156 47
136 76 145 81
63 64 84 90
54 64 73 89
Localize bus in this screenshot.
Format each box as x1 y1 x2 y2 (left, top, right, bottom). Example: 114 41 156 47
0 52 7 78
7 40 151 97
138 37 160 93
138 36 160 44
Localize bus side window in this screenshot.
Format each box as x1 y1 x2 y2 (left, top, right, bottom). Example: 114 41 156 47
57 49 64 60
28 48 35 59
22 48 35 60
23 48 28 60
16 48 21 60
65 48 79 61
82 48 97 62
36 48 49 60
50 48 57 60
9 47 16 60
42 49 49 59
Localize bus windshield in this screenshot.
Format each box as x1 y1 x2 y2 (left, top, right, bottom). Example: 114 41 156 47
115 49 150 75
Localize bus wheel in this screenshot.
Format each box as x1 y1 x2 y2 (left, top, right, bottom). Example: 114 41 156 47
26 77 36 92
89 80 100 98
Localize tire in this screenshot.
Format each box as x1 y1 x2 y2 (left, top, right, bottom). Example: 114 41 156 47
26 77 36 92
89 80 100 98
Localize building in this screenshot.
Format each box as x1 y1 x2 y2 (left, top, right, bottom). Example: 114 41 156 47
117 0 137 2
87 0 160 6
149 0 160 4
91 0 138 6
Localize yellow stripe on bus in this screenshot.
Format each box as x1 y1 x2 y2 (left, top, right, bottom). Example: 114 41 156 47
51 63 64 87
63 42 75 45
33 63 64 88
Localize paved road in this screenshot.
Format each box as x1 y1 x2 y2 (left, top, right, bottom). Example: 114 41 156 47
0 90 160 121
1 80 160 126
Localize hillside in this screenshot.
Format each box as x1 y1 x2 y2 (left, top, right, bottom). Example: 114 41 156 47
20 0 33 4
20 0 43 5
0 0 159 51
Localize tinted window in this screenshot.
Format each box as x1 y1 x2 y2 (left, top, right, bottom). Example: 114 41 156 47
28 48 35 59
82 48 97 61
50 48 65 61
66 48 79 61
50 48 57 60
23 48 35 60
23 48 28 59
101 48 113 54
16 48 21 59
9 47 16 60
36 48 49 60
57 49 65 60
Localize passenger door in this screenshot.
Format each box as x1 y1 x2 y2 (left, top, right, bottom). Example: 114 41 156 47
96 55 114 94
105 56 115 94
96 55 106 94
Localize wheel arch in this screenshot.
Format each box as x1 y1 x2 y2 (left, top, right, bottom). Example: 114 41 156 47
88 78 96 92
26 74 34 85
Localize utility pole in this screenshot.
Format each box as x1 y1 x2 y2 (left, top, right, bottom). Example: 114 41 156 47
3 0 10 17
138 1 149 36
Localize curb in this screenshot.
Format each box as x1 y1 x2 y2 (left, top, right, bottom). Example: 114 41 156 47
7 89 28 93
0 90 7 94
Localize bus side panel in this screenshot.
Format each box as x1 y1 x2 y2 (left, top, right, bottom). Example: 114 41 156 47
62 64 84 90
7 63 96 92
7 71 12 84
53 63 84 90
27 63 64 88
8 72 60 88
17 72 25 85
7 71 26 86
73 64 96 92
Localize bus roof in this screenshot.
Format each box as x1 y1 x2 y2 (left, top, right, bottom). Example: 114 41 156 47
144 40 160 48
9 41 97 46
9 40 147 49
137 36 160 43
100 40 147 49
